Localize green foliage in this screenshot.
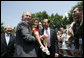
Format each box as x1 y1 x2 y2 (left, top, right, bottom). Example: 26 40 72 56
11 29 15 34
31 11 49 23
1 22 5 34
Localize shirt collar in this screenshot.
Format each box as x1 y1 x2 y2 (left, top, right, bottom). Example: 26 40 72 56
44 27 50 30
5 33 10 36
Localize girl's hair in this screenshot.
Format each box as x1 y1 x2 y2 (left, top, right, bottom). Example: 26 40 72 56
31 18 39 29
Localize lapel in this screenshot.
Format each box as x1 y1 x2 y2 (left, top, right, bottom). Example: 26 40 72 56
2 33 7 46
42 29 44 35
28 24 32 35
29 27 32 35
50 29 52 44
8 34 13 46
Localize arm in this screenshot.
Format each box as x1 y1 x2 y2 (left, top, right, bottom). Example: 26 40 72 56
34 31 43 47
20 24 36 42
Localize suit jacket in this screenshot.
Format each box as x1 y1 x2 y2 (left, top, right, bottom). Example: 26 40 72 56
40 28 59 57
1 33 15 57
14 21 38 57
72 21 83 49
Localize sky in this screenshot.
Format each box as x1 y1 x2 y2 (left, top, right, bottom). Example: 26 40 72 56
1 1 81 28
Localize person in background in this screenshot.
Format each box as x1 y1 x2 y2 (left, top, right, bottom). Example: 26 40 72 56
57 31 62 48
66 25 74 41
65 25 75 49
1 25 15 57
13 26 17 37
60 27 65 42
39 22 43 30
60 27 65 34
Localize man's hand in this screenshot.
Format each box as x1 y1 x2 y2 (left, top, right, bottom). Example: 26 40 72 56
75 49 80 56
55 53 59 57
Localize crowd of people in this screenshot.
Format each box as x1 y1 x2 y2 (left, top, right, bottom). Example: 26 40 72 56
1 6 83 57
57 6 83 57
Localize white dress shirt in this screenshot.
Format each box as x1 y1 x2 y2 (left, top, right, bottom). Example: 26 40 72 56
5 33 10 45
44 27 51 47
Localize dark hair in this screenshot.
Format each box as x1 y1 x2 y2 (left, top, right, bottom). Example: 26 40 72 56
14 26 17 29
48 20 50 24
78 6 83 11
75 6 83 12
32 18 39 23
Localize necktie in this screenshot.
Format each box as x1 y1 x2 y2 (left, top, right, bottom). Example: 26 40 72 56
46 29 50 47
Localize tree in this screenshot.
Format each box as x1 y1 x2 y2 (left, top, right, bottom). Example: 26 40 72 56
41 11 48 19
49 14 55 28
31 14 36 18
1 22 5 34
31 1 83 29
53 13 63 29
11 29 15 34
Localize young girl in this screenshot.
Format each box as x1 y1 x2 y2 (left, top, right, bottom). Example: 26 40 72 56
31 18 50 55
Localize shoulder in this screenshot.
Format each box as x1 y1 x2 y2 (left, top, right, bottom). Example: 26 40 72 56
17 21 29 29
50 28 55 32
40 28 44 32
1 33 5 40
1 33 5 37
11 34 16 40
17 21 27 26
50 28 57 34
33 28 39 33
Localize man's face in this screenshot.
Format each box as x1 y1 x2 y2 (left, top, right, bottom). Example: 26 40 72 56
66 25 70 29
5 26 12 34
22 12 31 24
72 7 81 21
43 19 49 28
60 27 64 32
39 22 42 27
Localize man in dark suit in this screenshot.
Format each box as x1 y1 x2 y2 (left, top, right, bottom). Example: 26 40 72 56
1 25 15 57
13 12 38 57
40 19 59 57
72 6 83 56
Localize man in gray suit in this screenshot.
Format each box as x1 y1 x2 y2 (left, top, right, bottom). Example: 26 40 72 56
14 12 38 57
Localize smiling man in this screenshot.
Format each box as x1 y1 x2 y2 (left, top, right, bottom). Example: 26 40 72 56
1 25 15 57
13 12 39 57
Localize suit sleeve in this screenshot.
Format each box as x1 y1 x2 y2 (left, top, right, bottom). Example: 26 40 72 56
19 24 36 42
